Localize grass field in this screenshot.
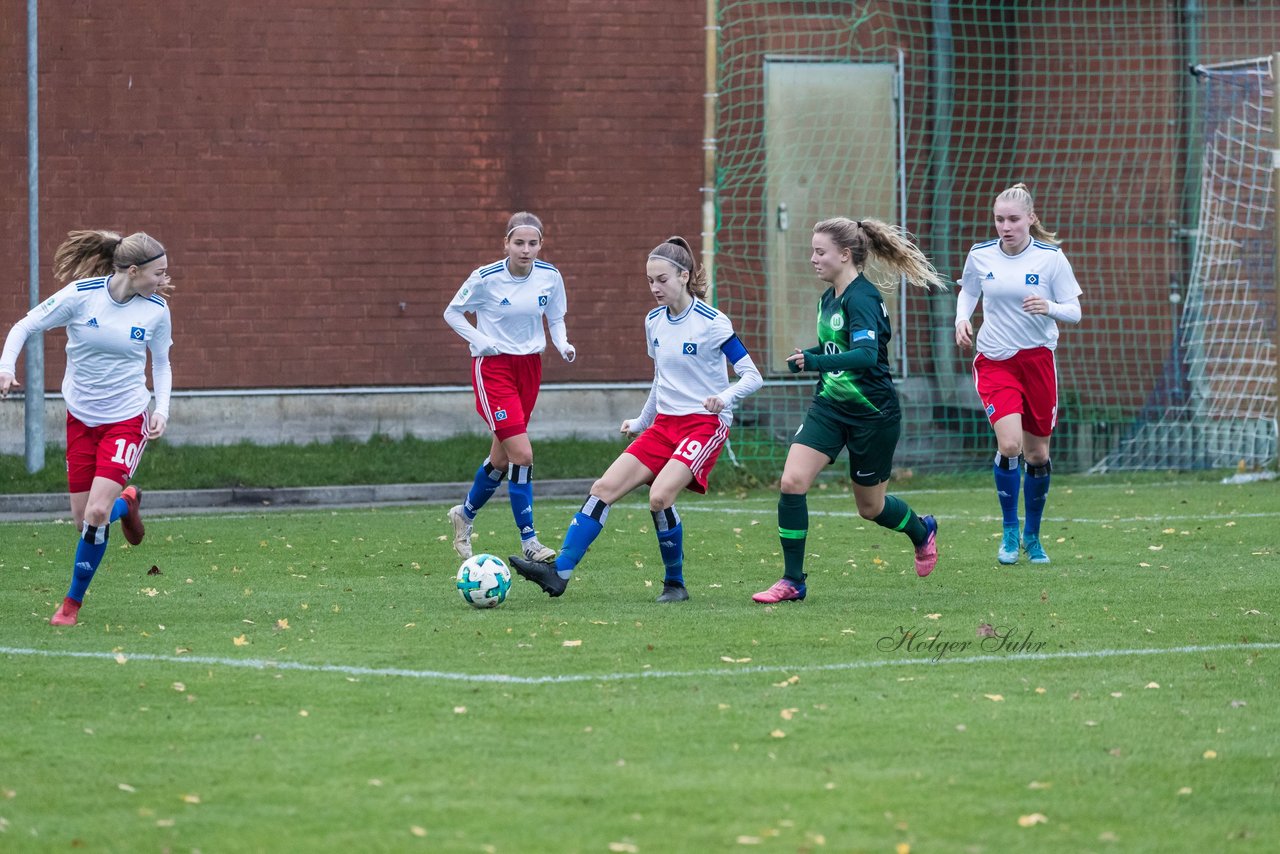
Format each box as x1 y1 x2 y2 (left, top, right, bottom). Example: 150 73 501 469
2 476 1277 852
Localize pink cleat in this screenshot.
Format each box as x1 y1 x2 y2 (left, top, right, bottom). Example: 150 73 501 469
50 597 81 627
119 485 145 546
751 576 806 603
914 515 938 577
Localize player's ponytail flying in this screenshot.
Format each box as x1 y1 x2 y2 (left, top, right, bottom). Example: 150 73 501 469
812 217 948 292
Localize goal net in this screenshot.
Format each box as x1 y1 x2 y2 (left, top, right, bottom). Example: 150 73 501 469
1097 56 1277 471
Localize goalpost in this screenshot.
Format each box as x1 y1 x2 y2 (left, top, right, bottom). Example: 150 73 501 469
1098 55 1278 472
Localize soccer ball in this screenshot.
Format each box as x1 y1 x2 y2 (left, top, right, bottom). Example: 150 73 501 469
456 553 512 608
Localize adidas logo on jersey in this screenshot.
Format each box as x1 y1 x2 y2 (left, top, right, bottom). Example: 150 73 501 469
499 298 512 306
652 338 659 349
984 271 995 279
86 317 99 328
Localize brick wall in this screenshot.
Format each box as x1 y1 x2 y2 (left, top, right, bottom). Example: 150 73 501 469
0 0 705 390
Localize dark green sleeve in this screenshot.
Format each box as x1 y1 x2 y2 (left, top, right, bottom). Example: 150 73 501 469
806 347 876 372
787 345 825 373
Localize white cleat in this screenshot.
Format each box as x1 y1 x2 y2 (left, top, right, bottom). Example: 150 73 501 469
448 505 474 560
521 537 556 563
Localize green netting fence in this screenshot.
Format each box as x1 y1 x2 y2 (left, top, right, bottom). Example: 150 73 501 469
712 1 1278 477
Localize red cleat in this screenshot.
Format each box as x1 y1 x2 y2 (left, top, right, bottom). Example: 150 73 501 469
119 485 145 545
751 577 807 603
50 597 81 627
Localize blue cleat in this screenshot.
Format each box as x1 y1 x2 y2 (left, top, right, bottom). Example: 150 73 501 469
997 525 1020 565
1023 533 1050 564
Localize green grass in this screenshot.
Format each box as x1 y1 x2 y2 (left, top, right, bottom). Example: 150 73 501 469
2 477 1277 851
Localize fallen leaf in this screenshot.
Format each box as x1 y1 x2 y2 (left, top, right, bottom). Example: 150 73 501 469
736 836 763 845
1147 544 1164 551
608 844 639 853
896 845 910 854
780 708 799 720
1145 682 1160 689
1229 700 1247 708
924 613 941 620
118 783 137 793
275 618 290 630
1035 687 1046 694
114 653 127 665
1177 787 1192 795
453 706 467 714
977 623 996 638
563 640 582 647
298 709 309 717
1203 749 1217 759
984 694 1004 702
172 682 186 692
770 729 786 738
233 634 248 647
1027 780 1052 790
410 826 427 837
181 794 200 804
1017 813 1048 827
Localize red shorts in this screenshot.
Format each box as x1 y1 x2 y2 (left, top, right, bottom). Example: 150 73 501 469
65 412 149 493
624 413 729 495
972 347 1059 437
472 353 542 441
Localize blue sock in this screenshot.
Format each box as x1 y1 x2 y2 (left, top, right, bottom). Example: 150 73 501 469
67 522 108 603
651 506 684 585
993 452 1022 528
462 458 505 520
556 495 609 579
110 496 127 523
1024 459 1052 537
507 463 536 542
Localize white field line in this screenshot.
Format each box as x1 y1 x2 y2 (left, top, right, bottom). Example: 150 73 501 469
2 642 1276 687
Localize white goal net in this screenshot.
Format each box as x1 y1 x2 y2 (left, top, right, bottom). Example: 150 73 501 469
1098 55 1277 471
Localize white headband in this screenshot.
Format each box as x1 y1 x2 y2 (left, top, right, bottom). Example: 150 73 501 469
506 224 543 239
648 253 689 272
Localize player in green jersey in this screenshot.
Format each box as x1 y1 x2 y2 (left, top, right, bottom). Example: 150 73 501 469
753 217 948 603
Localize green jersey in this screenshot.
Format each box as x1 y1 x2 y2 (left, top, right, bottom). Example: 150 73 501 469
811 275 898 420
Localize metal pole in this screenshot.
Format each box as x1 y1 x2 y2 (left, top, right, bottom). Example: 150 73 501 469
25 0 44 474
701 0 718 303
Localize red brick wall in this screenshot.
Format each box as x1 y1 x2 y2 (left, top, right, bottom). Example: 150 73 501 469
0 1 705 390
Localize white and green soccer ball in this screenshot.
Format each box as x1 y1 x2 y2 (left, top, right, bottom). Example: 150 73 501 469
456 553 512 608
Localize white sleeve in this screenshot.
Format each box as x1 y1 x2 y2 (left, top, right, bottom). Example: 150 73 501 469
149 310 174 419
956 251 982 323
955 289 980 324
547 315 570 353
1044 297 1082 325
1 287 79 374
443 272 499 356
0 315 37 375
718 352 762 406
631 370 659 433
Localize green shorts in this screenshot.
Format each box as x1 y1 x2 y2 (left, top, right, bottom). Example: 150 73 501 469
792 404 900 485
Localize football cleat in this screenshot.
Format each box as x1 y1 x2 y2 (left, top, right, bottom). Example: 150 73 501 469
751 576 806 603
447 505 474 560
119 485 145 546
521 537 556 563
50 597 81 627
914 515 938 577
656 581 689 603
509 555 568 597
997 525 1020 565
1023 533 1051 564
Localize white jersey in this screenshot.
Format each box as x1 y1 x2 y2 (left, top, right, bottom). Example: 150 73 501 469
960 238 1082 360
642 297 756 426
0 275 173 426
444 259 567 356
